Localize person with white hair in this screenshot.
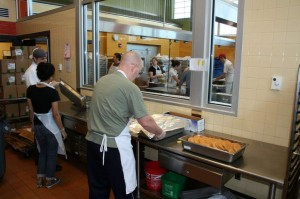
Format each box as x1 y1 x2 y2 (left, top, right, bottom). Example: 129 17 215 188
86 51 166 199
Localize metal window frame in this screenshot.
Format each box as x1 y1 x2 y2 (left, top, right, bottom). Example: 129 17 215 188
78 0 245 116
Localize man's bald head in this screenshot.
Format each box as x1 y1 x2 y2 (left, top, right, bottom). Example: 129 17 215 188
119 51 143 81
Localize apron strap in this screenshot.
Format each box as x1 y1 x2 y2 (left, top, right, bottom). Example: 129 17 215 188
100 134 107 165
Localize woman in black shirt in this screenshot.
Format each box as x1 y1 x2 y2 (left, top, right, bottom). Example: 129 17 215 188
148 57 165 83
27 62 67 189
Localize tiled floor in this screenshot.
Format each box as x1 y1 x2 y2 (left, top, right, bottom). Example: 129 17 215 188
0 147 114 199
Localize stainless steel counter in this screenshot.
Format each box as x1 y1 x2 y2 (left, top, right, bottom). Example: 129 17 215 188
58 101 288 199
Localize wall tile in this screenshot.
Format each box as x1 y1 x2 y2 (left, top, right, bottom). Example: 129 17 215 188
290 0 300 6
213 114 224 126
288 6 300 19
261 32 274 44
273 32 286 44
275 126 290 138
273 137 289 146
232 118 243 129
223 116 233 127
272 44 285 56
287 19 300 31
264 0 277 9
276 0 291 8
252 122 265 134
284 44 299 56
286 32 300 44
275 7 289 19
265 114 278 125
213 125 223 133
241 130 253 139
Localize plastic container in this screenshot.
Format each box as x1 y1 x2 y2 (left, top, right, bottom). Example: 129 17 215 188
145 161 166 191
162 171 187 199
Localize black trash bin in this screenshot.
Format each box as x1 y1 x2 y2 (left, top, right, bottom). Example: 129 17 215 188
0 115 9 180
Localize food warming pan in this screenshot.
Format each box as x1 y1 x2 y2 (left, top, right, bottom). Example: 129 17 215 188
179 133 247 163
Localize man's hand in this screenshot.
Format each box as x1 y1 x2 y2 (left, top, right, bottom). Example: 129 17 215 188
60 128 67 140
50 80 60 87
154 130 166 141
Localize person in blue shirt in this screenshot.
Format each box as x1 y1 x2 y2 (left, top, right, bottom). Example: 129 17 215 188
179 67 191 96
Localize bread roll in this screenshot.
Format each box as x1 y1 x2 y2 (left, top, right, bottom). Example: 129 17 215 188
187 135 242 154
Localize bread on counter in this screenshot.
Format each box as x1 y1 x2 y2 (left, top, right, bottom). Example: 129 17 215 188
187 135 242 154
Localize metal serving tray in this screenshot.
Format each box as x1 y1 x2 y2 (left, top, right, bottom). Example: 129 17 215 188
59 79 86 108
179 134 247 163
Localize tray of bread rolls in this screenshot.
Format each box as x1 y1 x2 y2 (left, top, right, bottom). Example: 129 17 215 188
179 133 247 163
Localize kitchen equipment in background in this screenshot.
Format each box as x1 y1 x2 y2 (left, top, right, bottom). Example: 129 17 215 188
59 79 86 108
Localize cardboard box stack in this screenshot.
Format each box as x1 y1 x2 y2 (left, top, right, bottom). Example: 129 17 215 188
0 46 34 118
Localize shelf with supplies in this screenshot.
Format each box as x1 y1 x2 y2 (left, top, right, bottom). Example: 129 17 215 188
4 126 35 158
0 97 30 124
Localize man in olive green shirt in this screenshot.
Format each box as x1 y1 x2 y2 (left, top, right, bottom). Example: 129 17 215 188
86 51 165 199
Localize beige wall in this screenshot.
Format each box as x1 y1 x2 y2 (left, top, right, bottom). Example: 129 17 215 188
146 0 300 149
0 0 17 22
145 1 300 197
16 8 76 96
205 0 300 147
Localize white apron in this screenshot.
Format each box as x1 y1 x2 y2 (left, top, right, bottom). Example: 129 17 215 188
100 123 136 194
153 67 162 83
34 82 67 159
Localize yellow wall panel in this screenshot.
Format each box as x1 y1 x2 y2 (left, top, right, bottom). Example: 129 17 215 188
16 8 76 95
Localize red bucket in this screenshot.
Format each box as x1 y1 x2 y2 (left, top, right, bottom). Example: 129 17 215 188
145 161 166 191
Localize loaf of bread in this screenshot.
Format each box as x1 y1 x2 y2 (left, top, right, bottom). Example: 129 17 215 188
187 135 242 154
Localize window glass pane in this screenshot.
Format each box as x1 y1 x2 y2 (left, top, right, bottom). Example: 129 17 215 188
83 0 192 91
30 0 73 16
83 3 93 85
126 38 192 98
209 0 239 107
174 0 191 19
219 23 237 36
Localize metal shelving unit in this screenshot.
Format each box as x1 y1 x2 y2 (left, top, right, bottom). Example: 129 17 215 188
283 65 300 198
0 98 32 158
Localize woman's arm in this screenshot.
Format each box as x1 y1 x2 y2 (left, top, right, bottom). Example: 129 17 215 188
27 98 34 124
172 75 180 84
52 101 67 139
149 71 156 79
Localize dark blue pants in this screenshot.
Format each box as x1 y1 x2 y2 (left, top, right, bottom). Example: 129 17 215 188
86 141 135 199
34 124 58 179
186 87 190 97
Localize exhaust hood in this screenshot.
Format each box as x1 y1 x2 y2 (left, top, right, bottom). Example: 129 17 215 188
214 36 235 47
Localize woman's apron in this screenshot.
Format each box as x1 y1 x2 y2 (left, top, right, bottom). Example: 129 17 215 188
34 82 67 159
152 66 162 83
100 123 136 194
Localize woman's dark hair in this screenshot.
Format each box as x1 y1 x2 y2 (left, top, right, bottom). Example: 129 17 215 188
36 62 55 81
171 60 181 67
114 53 122 61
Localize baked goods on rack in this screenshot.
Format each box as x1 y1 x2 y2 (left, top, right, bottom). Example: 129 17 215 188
187 135 242 154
